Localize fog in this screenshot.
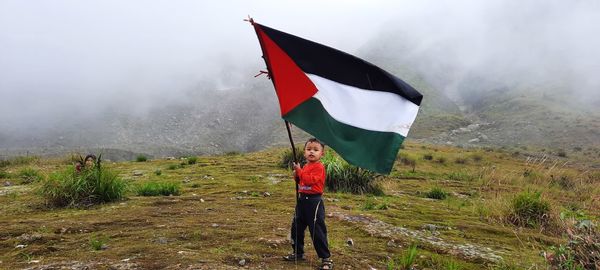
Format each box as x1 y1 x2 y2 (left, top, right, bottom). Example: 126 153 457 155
1 0 599 153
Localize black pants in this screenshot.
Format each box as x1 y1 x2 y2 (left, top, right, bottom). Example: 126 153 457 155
290 194 330 259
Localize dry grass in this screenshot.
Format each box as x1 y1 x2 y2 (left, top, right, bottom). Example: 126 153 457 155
0 142 597 269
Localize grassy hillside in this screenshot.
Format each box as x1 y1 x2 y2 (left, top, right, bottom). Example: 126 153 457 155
0 142 598 269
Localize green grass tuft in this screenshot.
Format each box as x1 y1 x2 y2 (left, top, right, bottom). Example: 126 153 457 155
508 190 551 228
18 167 43 184
136 155 148 162
187 156 198 165
426 187 448 200
137 182 180 196
280 147 306 169
39 163 126 207
322 151 382 195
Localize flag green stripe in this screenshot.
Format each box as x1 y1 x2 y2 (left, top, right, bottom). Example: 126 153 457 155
283 97 405 174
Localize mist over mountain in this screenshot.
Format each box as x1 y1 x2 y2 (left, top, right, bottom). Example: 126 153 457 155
1 1 599 159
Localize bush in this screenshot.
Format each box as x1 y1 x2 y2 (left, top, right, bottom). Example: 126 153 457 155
545 223 600 269
39 162 126 207
435 157 447 164
137 182 180 196
550 175 576 190
471 153 483 162
167 164 182 170
398 153 417 172
19 168 43 184
425 187 448 200
135 155 148 162
187 156 198 165
454 157 468 164
423 153 433 160
322 152 382 195
154 169 162 176
89 235 108 251
280 146 306 169
508 191 551 228
557 150 567 157
0 170 10 179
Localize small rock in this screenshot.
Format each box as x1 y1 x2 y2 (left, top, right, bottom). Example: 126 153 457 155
200 198 205 203
3 181 11 187
132 170 144 176
16 244 27 248
182 178 191 183
263 192 271 197
157 237 168 244
253 209 258 213
346 238 354 246
166 157 176 160
342 205 352 210
422 224 438 231
238 259 246 266
211 223 219 228
468 138 480 143
100 244 109 250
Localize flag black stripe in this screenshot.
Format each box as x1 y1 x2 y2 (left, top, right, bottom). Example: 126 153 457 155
257 24 423 106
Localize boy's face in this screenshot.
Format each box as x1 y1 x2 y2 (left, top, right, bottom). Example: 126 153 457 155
304 142 324 163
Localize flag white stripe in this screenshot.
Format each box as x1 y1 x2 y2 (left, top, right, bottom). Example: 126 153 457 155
308 74 420 137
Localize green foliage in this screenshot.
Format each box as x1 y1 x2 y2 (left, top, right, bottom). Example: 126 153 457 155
0 169 10 179
0 155 38 168
135 155 148 162
154 169 162 176
39 160 126 207
362 197 389 210
89 235 108 251
167 164 182 170
508 191 551 228
545 223 599 270
387 244 418 270
18 167 43 184
423 153 433 160
445 260 461 270
322 151 382 195
187 156 198 165
447 171 475 182
137 182 180 196
280 146 305 169
425 187 448 200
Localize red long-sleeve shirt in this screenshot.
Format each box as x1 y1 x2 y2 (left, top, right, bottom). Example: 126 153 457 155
297 161 326 195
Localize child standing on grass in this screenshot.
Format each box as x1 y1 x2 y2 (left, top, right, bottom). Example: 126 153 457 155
283 138 333 270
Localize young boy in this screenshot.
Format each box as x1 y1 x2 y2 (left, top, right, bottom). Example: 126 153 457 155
283 138 333 270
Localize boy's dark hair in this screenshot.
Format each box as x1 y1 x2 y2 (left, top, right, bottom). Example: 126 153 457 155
305 138 325 150
84 154 97 162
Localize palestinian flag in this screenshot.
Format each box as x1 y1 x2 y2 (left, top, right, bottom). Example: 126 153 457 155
252 22 423 174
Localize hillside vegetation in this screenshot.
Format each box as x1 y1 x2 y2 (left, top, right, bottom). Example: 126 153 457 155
0 142 598 269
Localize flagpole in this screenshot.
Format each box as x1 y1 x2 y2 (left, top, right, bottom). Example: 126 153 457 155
285 120 300 199
248 17 300 262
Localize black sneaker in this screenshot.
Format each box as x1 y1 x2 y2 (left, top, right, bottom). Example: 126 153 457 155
282 253 305 261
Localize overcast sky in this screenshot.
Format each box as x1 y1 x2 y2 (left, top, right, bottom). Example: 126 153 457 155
1 0 599 133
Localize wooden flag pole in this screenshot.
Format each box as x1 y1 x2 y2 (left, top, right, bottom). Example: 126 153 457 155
285 120 299 199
